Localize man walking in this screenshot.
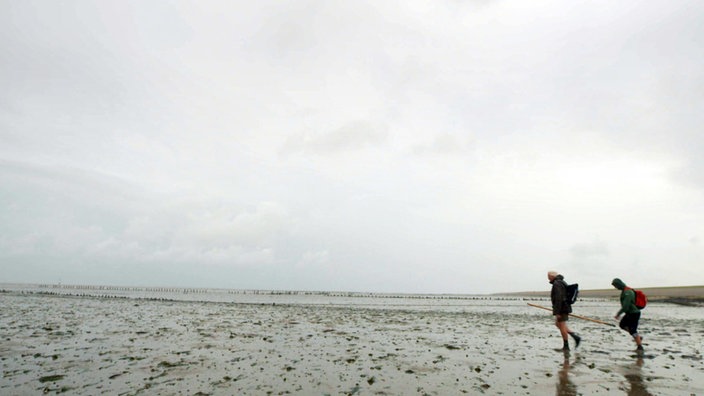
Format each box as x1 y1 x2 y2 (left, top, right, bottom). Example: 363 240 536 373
548 271 581 350
612 278 644 351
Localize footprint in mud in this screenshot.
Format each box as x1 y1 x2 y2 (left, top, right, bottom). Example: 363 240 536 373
39 374 65 383
590 350 611 355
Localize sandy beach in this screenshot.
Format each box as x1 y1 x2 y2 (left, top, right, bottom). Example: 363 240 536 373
1 287 702 395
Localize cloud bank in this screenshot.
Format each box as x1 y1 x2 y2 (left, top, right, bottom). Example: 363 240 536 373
1 0 703 293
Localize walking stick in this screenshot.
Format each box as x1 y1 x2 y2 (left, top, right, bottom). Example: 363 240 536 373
528 303 615 327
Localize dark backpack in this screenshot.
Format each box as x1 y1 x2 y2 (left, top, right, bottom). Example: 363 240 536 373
566 283 579 305
626 287 647 309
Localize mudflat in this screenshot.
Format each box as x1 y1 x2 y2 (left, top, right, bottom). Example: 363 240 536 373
1 290 702 395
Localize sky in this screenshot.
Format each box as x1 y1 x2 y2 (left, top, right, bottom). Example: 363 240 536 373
1 0 703 294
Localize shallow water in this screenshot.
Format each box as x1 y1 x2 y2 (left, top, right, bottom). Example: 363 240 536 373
1 284 702 395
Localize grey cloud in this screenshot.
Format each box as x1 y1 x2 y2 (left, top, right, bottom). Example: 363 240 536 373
280 120 388 155
569 241 609 259
2 1 704 292
565 240 612 285
244 1 397 63
0 160 292 271
411 133 474 156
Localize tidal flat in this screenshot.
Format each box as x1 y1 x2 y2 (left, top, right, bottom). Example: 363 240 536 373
1 287 702 395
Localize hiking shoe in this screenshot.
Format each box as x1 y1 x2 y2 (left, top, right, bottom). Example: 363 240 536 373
572 334 581 349
636 345 644 351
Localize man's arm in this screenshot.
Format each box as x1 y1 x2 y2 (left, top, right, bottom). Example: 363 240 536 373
616 289 635 317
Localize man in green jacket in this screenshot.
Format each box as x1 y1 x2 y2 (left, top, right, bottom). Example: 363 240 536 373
612 278 643 351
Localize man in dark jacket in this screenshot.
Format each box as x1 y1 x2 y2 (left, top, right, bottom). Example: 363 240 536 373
548 271 581 350
612 278 643 351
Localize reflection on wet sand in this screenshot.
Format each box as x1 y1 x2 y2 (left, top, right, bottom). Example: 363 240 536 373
556 350 577 396
624 353 653 396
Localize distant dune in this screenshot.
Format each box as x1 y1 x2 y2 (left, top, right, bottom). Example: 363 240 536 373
503 285 704 306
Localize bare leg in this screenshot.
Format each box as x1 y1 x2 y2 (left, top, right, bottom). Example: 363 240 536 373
557 321 570 341
555 318 570 349
634 334 643 350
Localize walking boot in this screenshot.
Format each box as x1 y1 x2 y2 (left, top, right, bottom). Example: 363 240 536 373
569 332 581 349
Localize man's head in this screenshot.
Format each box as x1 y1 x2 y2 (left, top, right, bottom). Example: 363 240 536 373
611 278 626 290
547 271 559 282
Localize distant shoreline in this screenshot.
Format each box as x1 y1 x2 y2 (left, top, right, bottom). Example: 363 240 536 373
502 285 704 306
2 282 703 304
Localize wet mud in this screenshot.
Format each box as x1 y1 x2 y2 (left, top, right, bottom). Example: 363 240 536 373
1 293 702 395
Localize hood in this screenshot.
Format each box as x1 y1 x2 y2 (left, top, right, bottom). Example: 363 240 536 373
549 274 564 284
611 278 626 290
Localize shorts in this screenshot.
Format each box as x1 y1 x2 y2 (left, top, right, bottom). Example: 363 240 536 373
555 314 569 322
619 312 641 335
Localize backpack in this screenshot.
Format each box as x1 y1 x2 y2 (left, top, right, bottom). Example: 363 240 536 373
626 287 647 309
566 283 579 305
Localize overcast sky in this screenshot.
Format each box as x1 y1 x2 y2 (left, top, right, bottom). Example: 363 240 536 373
1 0 703 294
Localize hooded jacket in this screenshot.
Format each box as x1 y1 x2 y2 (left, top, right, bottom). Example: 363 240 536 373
612 278 640 315
550 274 572 315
